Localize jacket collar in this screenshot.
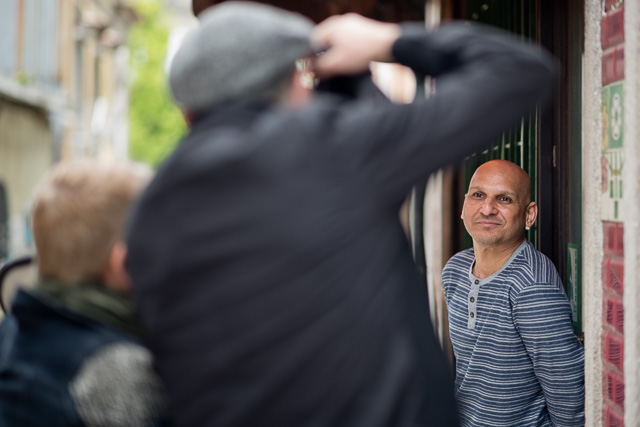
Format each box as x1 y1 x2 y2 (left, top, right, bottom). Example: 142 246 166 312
34 278 143 338
190 101 271 128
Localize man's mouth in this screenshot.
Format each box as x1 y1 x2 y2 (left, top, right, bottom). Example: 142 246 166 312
475 217 502 226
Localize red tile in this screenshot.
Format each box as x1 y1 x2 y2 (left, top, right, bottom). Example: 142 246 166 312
603 370 625 409
603 256 624 295
609 258 625 294
604 405 625 427
602 47 625 86
601 8 625 49
603 222 624 256
605 298 615 327
602 331 624 372
616 301 624 333
603 296 624 333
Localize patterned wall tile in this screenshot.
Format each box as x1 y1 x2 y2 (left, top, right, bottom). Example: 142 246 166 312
601 83 625 222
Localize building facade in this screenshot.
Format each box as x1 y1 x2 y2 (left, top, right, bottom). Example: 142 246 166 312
0 0 137 262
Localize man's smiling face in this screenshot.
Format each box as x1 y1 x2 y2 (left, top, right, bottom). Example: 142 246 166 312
461 160 537 250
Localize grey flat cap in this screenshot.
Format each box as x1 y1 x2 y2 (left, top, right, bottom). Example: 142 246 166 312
169 1 314 112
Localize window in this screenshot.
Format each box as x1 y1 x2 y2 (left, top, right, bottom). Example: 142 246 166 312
0 0 60 89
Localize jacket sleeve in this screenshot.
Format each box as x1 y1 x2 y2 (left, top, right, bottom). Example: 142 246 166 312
512 283 585 426
325 22 557 206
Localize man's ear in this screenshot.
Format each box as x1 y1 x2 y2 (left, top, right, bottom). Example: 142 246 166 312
525 201 538 228
461 194 467 220
103 242 132 294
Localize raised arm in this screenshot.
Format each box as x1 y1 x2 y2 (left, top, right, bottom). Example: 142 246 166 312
311 15 556 206
312 14 401 78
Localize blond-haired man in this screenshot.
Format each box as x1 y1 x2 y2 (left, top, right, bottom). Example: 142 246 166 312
0 160 171 427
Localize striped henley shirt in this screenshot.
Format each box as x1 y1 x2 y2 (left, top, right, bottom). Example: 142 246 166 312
442 240 584 426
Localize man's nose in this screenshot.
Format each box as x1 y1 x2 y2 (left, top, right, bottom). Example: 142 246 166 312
480 198 497 215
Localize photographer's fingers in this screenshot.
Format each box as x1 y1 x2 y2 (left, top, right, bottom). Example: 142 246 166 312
311 14 400 79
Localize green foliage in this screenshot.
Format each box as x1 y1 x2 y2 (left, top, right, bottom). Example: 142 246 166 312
128 0 187 167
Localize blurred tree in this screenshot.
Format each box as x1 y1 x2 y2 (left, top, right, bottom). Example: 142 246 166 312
128 1 187 167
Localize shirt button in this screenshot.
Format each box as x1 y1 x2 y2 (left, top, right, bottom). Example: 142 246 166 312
474 280 479 284
470 312 475 318
470 297 475 303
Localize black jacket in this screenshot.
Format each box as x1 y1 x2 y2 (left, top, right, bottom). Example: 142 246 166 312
0 288 170 427
127 23 555 427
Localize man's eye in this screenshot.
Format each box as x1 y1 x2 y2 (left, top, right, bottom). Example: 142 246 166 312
471 193 484 198
499 196 512 202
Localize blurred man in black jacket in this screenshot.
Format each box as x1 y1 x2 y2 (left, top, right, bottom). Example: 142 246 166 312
126 2 556 426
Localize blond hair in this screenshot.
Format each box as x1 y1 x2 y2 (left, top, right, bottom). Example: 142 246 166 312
32 160 152 284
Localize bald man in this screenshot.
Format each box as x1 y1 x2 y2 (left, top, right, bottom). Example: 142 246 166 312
442 160 584 426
